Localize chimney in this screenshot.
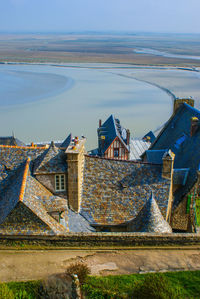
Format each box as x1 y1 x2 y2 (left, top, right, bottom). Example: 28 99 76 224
66 137 86 212
162 150 175 180
99 119 102 128
173 98 194 114
126 129 130 146
190 117 199 136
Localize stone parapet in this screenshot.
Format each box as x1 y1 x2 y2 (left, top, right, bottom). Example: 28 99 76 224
1 233 200 247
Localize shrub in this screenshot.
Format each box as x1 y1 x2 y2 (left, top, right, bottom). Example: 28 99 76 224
0 283 14 299
132 273 181 299
65 262 91 285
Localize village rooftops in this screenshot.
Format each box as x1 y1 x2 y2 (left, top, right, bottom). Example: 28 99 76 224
0 136 25 147
81 155 171 227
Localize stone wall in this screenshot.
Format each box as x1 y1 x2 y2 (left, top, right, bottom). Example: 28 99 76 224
0 232 200 247
36 174 67 198
171 197 189 231
0 202 53 235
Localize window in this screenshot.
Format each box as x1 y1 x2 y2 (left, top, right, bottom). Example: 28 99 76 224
114 148 119 157
55 174 66 191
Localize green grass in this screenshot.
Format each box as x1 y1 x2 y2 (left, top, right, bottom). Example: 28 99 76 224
82 271 200 298
195 197 200 226
1 271 200 298
0 281 40 299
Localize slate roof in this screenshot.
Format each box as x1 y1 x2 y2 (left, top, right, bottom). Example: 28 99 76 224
173 168 198 209
0 159 68 235
0 145 93 234
145 103 200 208
173 168 189 186
145 149 167 164
81 156 171 226
0 161 25 225
0 136 25 146
60 133 72 148
143 131 156 143
149 103 200 170
128 192 172 233
97 115 129 155
33 142 67 174
130 138 150 160
0 146 45 182
66 210 95 232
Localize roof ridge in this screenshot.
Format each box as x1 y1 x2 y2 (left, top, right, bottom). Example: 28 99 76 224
84 154 161 165
183 102 200 115
19 158 31 202
0 145 47 150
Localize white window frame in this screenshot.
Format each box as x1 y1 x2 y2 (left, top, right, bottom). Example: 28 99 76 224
55 174 66 192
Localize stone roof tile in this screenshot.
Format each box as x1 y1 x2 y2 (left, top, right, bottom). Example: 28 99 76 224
33 142 67 174
128 192 172 233
81 156 171 226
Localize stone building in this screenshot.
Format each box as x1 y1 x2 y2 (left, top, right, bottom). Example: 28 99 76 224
0 134 173 235
142 97 200 232
1 97 199 235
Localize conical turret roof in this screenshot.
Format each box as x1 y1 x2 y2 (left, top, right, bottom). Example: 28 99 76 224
128 192 172 233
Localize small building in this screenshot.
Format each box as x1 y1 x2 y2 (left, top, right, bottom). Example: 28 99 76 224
97 115 130 160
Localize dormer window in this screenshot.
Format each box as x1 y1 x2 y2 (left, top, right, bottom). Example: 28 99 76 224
55 174 66 191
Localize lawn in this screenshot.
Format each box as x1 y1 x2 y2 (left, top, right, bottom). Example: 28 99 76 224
1 270 200 298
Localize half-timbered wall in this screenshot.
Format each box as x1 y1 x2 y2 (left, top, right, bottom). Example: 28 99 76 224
104 137 129 160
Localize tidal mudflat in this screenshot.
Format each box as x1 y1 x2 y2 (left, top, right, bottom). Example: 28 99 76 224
0 63 200 149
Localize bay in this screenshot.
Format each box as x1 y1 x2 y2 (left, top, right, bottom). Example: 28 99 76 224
1 63 198 150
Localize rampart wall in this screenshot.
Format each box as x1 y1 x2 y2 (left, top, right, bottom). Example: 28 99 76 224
0 233 200 248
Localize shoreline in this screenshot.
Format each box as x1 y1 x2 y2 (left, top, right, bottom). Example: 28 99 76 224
1 60 199 71
0 62 198 146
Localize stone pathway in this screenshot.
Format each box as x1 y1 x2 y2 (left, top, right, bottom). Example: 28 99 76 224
1 249 200 282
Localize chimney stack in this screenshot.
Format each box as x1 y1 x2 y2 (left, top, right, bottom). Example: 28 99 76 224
99 119 102 128
126 129 130 146
162 150 175 180
191 117 199 136
66 137 86 212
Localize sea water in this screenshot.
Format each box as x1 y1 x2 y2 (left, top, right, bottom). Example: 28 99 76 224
0 63 199 150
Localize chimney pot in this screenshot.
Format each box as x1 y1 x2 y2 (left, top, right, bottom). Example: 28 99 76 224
191 116 199 136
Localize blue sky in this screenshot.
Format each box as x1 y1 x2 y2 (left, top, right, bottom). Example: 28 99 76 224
0 0 200 33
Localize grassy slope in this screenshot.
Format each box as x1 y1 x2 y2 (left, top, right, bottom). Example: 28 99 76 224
83 271 200 298
1 271 200 298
